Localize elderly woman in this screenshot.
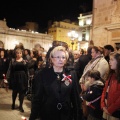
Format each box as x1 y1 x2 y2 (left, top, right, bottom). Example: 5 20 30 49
79 46 109 119
79 46 109 91
73 50 80 66
29 46 81 120
6 48 28 112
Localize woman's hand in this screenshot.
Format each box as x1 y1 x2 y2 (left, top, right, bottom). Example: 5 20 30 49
80 83 87 91
103 107 110 115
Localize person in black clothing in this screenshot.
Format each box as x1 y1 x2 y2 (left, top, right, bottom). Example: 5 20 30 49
81 70 104 120
28 50 38 77
6 48 28 112
37 50 43 62
74 47 92 82
29 46 81 120
73 50 80 67
104 44 114 63
24 49 31 62
0 49 8 87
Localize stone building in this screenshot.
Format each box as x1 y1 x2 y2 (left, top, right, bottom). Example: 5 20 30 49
48 19 80 50
0 20 53 51
92 0 120 49
78 12 92 50
17 22 39 32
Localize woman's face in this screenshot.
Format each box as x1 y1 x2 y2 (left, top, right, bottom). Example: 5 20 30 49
0 51 4 56
51 51 67 68
91 48 98 58
24 50 28 55
16 51 22 58
109 55 117 70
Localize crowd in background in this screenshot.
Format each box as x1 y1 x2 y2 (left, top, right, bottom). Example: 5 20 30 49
0 42 120 120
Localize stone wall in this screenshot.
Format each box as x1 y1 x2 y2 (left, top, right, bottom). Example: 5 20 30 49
0 22 53 51
92 0 120 49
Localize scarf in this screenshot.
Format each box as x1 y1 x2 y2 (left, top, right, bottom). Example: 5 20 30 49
80 55 103 84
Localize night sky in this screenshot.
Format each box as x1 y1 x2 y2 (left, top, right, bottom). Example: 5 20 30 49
0 0 93 32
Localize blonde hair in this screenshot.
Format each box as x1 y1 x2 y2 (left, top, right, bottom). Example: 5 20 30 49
15 48 23 54
50 46 69 60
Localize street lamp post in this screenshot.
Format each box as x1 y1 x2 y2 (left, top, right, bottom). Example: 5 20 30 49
71 40 74 50
68 31 78 50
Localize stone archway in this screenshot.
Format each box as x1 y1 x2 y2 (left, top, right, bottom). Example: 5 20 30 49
0 41 4 48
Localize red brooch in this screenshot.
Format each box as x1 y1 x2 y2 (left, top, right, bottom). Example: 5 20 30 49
3 74 9 92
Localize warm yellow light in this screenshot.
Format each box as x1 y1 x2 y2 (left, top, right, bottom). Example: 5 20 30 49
79 20 84 26
85 34 89 41
67 31 78 40
83 43 89 50
86 18 92 25
49 44 52 48
14 40 19 45
78 37 82 41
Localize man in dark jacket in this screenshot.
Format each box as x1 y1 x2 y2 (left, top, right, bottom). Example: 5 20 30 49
74 47 92 82
104 44 114 63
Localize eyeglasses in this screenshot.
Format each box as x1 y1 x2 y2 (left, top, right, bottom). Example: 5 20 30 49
17 52 22 54
52 56 66 60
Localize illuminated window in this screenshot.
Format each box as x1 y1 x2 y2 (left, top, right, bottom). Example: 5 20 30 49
86 18 92 25
79 20 84 26
82 34 86 41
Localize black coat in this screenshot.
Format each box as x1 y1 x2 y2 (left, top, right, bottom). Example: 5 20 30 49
82 80 104 119
7 59 28 91
29 67 81 120
0 57 8 79
74 54 92 81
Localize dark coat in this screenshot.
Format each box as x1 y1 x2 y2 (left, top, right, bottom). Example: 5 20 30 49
7 59 28 91
0 57 8 79
29 67 81 120
82 80 104 119
27 59 38 75
104 55 109 63
74 54 92 81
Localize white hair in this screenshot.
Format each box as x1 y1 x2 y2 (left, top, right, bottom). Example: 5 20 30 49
50 46 69 60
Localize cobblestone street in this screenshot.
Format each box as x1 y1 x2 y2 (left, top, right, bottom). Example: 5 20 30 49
0 88 31 120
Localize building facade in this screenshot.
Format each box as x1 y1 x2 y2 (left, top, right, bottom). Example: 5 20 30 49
92 0 120 49
18 22 39 32
48 19 80 50
78 12 93 50
0 20 53 51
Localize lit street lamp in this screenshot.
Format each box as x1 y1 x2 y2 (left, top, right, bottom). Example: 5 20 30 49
68 31 78 50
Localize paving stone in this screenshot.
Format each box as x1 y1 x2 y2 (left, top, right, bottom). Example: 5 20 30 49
0 88 31 120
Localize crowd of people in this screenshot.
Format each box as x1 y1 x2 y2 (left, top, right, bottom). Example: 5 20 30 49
0 42 120 120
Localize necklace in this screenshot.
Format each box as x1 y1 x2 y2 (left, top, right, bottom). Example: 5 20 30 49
55 72 61 80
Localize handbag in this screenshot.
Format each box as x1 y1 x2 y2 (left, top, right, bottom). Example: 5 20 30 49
81 100 89 117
